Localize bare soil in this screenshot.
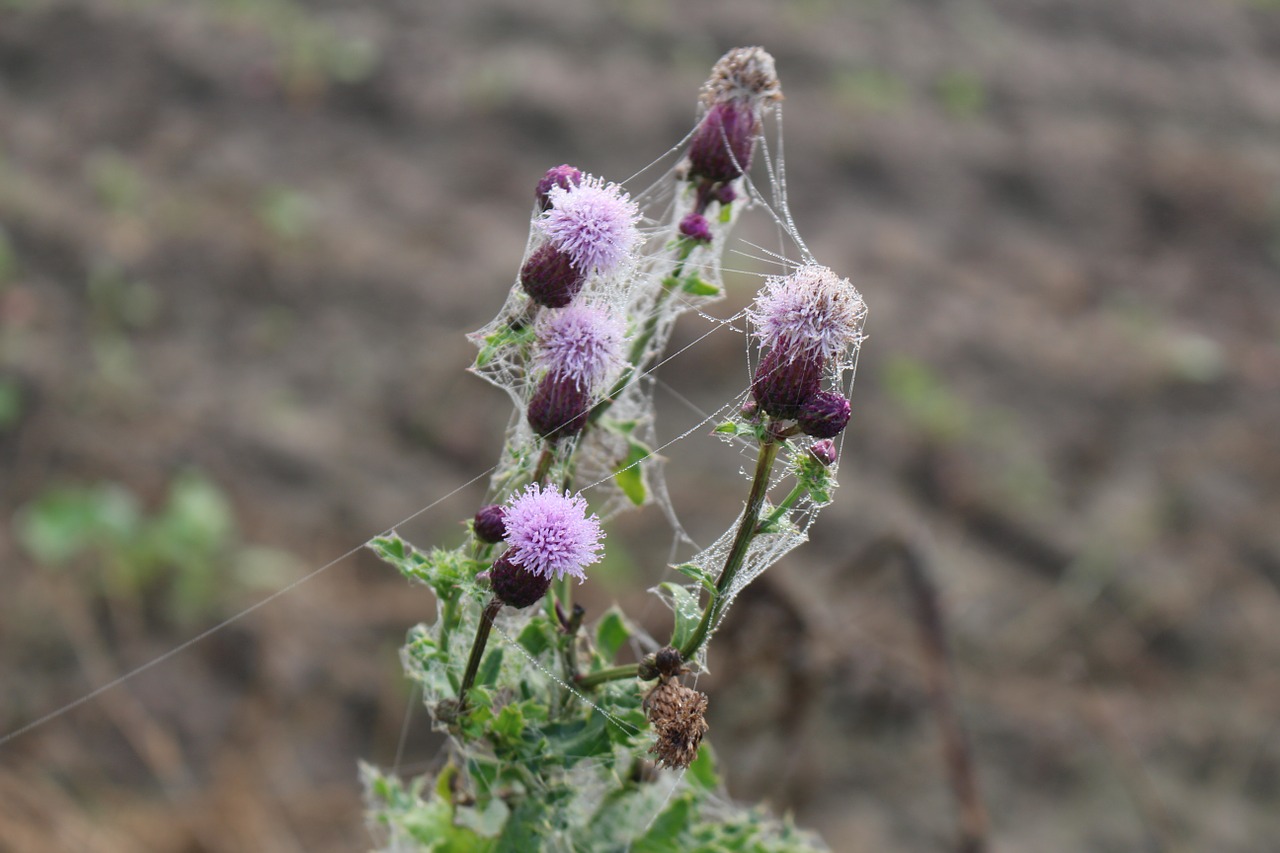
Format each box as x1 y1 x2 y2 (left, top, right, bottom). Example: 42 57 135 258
2 0 1279 850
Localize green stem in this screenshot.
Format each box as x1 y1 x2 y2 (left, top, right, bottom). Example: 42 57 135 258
576 663 641 690
457 597 504 711
678 438 781 661
756 480 805 534
576 436 783 690
532 445 555 485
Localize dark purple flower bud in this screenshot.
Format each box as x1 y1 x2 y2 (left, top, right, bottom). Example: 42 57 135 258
797 390 851 438
687 101 758 183
520 242 587 308
679 213 713 243
809 439 838 466
489 550 552 609
473 504 507 544
535 164 583 211
752 343 823 420
527 373 591 440
712 183 737 206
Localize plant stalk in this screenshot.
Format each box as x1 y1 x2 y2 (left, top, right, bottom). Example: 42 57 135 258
457 597 504 711
678 437 780 660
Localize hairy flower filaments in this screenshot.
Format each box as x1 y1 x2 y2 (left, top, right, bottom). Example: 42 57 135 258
527 304 627 440
501 485 604 583
748 265 866 424
520 177 640 308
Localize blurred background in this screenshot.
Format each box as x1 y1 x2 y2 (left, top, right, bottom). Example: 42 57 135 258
2 0 1280 850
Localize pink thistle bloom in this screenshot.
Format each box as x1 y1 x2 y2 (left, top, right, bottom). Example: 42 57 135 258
527 304 627 440
535 304 627 392
540 177 641 277
501 485 604 582
747 265 866 365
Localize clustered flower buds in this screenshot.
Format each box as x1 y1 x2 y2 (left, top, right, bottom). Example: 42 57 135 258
526 304 627 440
644 675 709 770
520 177 641 308
747 264 866 438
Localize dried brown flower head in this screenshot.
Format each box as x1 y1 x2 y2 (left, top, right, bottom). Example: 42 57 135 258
644 677 709 770
699 46 783 109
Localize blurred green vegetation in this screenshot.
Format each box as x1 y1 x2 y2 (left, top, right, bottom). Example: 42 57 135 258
14 471 298 626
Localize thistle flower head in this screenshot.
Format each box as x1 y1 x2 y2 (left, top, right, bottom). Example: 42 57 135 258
501 485 604 582
699 46 783 111
534 304 627 392
540 177 641 277
748 265 866 365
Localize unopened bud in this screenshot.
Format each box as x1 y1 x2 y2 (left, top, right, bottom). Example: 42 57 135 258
527 373 591 441
535 164 582 211
520 242 587 308
473 504 507 544
752 344 823 420
489 550 553 609
809 438 838 466
679 213 713 244
797 390 851 439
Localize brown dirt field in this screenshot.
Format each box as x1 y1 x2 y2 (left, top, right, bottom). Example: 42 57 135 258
2 0 1280 850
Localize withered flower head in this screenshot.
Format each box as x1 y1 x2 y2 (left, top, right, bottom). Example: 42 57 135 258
644 677 709 770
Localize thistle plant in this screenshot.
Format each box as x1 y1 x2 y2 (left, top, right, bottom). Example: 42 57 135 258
364 47 866 852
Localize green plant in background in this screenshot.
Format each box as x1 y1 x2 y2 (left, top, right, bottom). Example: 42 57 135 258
363 49 867 851
15 471 294 626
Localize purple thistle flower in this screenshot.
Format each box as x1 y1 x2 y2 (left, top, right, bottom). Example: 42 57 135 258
747 264 866 365
527 305 627 440
540 176 641 278
534 305 627 391
535 164 583 212
679 213 713 244
501 485 604 582
797 390 852 439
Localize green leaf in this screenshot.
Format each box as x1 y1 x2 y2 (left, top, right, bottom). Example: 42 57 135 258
614 439 649 506
476 647 504 688
491 703 525 742
631 794 694 852
516 620 551 657
675 563 717 593
594 608 631 661
659 582 704 653
493 796 550 852
686 741 719 791
681 275 720 297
